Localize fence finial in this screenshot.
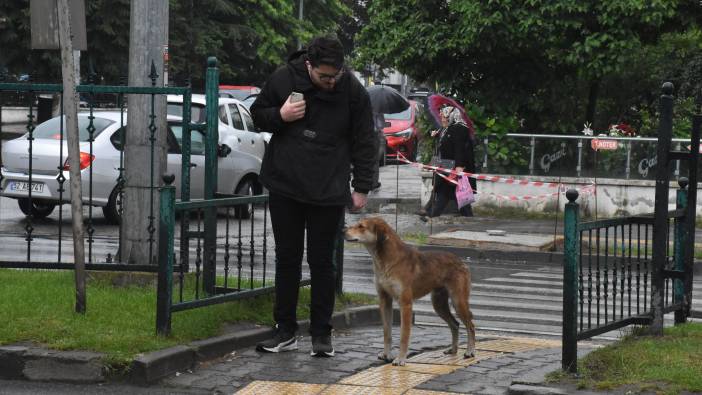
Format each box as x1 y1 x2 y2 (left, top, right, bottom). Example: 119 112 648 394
149 61 159 86
163 174 175 185
662 82 674 96
566 189 579 202
678 177 689 189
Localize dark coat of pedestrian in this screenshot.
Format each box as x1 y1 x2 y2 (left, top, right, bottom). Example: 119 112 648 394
425 106 476 218
250 35 377 357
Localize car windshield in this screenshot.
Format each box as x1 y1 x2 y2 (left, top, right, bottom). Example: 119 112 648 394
384 106 412 120
32 116 114 141
241 95 257 110
167 103 206 123
220 90 251 101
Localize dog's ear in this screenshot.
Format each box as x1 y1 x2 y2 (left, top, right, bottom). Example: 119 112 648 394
375 222 387 253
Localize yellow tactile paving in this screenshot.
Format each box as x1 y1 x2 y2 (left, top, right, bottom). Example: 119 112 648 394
319 384 405 394
236 336 558 394
235 380 327 394
482 336 561 348
375 362 461 376
405 390 470 395
408 349 501 366
339 366 435 389
474 338 560 353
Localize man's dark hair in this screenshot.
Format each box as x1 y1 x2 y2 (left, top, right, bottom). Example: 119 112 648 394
306 36 344 69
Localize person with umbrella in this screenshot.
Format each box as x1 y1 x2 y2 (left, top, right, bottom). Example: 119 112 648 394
250 35 377 358
366 84 411 189
420 96 477 219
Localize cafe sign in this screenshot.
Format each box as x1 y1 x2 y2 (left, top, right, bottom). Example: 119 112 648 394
591 139 619 151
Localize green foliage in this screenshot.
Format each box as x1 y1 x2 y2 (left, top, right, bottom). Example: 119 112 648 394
0 0 349 87
467 104 527 173
354 0 701 135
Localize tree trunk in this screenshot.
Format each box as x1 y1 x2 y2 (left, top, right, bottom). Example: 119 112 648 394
586 80 600 127
123 0 169 265
56 0 86 313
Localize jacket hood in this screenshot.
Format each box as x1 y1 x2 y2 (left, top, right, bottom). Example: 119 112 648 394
286 49 348 95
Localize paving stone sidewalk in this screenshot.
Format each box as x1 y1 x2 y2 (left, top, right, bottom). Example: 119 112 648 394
160 325 601 394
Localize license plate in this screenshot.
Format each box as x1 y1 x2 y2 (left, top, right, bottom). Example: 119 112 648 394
9 181 44 193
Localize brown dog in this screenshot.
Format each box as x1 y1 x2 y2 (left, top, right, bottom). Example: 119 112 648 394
344 217 476 366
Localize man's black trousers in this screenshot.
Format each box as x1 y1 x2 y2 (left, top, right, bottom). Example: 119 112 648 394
268 192 344 336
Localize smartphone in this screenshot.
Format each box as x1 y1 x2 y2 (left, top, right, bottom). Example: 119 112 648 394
290 91 304 103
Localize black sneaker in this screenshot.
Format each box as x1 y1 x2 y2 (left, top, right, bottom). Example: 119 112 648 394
310 335 335 357
256 327 297 353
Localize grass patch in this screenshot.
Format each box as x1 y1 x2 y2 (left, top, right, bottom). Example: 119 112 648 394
549 323 702 394
401 231 429 245
0 269 376 370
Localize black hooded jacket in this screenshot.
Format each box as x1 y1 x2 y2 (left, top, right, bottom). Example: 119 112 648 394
250 50 377 205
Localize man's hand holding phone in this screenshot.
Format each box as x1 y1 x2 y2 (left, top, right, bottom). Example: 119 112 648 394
280 92 306 122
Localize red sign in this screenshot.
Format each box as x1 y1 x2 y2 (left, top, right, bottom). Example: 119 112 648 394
591 139 619 151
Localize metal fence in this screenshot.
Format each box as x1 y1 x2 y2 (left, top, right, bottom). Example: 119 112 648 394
561 83 699 373
477 133 696 180
0 76 193 271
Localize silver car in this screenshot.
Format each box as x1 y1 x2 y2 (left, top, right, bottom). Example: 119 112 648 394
0 111 262 223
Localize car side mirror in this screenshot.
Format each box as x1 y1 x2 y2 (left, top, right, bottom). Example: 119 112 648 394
217 144 232 157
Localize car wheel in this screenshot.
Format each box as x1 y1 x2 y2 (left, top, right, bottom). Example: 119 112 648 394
234 179 254 219
102 186 122 225
18 198 56 219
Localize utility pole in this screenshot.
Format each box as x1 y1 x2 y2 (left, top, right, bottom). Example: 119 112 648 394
123 0 169 265
56 0 86 314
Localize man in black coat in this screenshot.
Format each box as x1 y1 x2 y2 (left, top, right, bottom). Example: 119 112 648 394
251 36 377 357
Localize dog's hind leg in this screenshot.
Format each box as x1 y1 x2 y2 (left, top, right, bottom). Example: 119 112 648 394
449 281 476 358
377 290 394 362
431 287 460 355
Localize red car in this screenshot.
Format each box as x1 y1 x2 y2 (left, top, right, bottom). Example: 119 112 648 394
384 100 419 162
219 85 261 101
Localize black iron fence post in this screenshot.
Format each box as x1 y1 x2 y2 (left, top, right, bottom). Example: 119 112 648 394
562 189 580 373
684 114 700 318
203 57 219 295
156 175 176 336
674 178 688 324
651 82 675 336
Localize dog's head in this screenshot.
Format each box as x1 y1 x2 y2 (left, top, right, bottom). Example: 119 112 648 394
344 217 392 252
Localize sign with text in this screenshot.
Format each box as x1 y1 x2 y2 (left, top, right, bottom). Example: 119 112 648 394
30 0 87 50
591 139 619 151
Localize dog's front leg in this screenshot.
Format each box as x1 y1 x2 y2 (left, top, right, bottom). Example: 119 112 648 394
377 291 394 362
393 294 413 366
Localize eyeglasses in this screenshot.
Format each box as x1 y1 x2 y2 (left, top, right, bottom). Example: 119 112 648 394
316 69 344 82
307 62 344 83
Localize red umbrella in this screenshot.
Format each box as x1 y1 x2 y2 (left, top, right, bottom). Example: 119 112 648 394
427 94 475 140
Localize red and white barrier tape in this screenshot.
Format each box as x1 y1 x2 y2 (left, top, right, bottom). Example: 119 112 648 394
397 152 597 201
396 152 562 189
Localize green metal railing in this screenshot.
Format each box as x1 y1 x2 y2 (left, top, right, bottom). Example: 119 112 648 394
561 82 700 373
0 66 194 270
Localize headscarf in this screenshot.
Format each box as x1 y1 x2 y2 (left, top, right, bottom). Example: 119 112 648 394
440 104 476 142
441 106 466 127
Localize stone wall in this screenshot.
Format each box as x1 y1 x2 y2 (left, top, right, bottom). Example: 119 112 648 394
421 171 701 218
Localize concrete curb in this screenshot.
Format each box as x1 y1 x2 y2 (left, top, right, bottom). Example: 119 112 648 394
0 306 391 385
416 243 564 265
508 384 569 395
0 345 105 383
129 305 395 385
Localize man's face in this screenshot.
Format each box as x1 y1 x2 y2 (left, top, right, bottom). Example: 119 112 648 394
306 61 343 92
